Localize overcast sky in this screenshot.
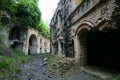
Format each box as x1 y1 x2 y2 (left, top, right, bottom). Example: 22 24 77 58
38 0 59 26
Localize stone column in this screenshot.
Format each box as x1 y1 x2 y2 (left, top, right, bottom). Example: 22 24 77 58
58 41 62 57
51 44 55 55
74 35 80 63
23 33 29 55
74 33 87 66
79 34 87 66
37 48 40 54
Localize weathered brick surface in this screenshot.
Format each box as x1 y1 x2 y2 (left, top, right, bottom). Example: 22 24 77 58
50 0 120 64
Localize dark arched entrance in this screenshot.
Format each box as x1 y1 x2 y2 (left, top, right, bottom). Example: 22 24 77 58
78 28 89 66
87 26 120 71
77 21 120 71
28 34 37 54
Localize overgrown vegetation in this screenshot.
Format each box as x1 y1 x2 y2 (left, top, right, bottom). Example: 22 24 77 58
0 0 50 38
37 21 50 38
115 74 120 80
0 51 29 79
16 0 41 28
0 0 41 27
0 39 29 79
45 55 81 76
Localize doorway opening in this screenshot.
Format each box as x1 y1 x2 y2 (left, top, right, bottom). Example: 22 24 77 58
28 34 37 54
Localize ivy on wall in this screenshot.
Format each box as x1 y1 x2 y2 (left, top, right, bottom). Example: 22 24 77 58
37 21 50 38
0 0 50 38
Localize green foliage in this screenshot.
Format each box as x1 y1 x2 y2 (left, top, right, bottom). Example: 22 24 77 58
37 21 50 38
0 51 29 78
0 0 41 28
0 0 50 38
0 0 17 23
11 51 29 62
0 0 17 13
16 0 41 27
116 74 120 80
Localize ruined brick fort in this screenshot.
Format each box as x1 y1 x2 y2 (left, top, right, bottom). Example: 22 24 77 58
0 11 50 54
50 0 120 69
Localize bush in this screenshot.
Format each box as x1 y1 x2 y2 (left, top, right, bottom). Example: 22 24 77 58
0 51 29 78
116 74 120 80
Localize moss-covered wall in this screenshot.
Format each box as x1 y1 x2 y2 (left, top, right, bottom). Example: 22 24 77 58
0 25 10 47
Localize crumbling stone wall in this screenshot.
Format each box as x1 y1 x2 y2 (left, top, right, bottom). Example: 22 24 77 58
50 0 120 66
0 10 50 54
22 27 50 54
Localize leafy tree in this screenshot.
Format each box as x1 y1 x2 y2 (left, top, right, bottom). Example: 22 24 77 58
15 0 41 27
37 21 50 38
0 0 17 13
0 0 17 23
0 0 41 28
0 0 49 38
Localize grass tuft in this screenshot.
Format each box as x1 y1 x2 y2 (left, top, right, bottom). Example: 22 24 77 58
0 51 29 78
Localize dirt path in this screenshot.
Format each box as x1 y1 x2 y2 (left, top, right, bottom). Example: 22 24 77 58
11 54 102 80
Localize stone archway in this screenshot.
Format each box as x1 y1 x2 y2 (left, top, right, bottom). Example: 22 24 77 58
28 34 37 54
74 20 120 71
77 27 89 66
74 22 93 66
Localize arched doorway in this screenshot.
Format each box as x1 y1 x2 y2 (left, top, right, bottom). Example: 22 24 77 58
77 28 89 66
75 22 92 66
28 34 37 54
75 20 120 71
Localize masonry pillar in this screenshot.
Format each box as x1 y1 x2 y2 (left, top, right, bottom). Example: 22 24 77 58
75 27 88 66
74 35 80 63
58 41 62 57
37 45 40 54
51 44 55 55
23 42 28 55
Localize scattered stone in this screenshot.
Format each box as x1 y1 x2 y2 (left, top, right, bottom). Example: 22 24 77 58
60 73 64 76
28 77 32 80
43 62 47 65
49 69 51 71
44 58 48 61
42 72 46 75
52 63 56 66
15 69 23 73
48 76 52 78
28 76 32 80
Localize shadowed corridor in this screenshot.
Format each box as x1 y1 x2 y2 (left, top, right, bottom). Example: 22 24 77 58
86 28 120 71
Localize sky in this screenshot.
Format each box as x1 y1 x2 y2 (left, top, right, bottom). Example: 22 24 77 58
38 0 60 26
